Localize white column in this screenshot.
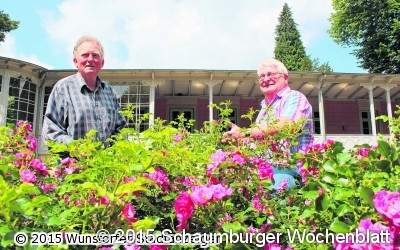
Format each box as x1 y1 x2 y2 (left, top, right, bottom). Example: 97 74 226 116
208 84 213 122
383 83 396 138
206 80 221 123
149 84 155 127
318 85 326 142
0 71 10 126
369 86 377 138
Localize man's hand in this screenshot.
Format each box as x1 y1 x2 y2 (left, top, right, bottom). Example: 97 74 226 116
222 124 245 142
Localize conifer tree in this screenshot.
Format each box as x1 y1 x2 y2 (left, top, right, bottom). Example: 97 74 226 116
274 3 312 71
0 10 19 43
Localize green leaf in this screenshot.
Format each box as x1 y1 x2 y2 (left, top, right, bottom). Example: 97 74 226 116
302 191 319 200
133 217 159 231
47 216 63 226
321 195 331 211
334 188 353 201
116 177 150 195
337 152 351 165
377 140 391 158
301 208 315 218
222 221 245 233
322 160 337 174
336 204 352 217
329 218 350 233
322 174 338 185
358 186 374 207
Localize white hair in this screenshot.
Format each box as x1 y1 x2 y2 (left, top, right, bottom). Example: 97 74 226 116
257 58 288 76
73 35 104 58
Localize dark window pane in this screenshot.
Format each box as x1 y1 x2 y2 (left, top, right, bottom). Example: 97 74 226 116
28 104 35 113
29 92 36 102
9 87 18 96
28 114 34 123
0 75 2 92
29 82 36 91
20 89 29 99
18 112 27 121
10 77 20 88
140 95 149 103
22 82 29 90
18 102 28 112
314 112 319 118
361 112 369 119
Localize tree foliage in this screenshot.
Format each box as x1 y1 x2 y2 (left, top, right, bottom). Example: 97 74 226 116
329 0 400 73
274 3 313 71
0 10 19 43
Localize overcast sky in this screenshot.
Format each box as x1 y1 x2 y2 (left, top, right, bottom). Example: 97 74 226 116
1 0 365 73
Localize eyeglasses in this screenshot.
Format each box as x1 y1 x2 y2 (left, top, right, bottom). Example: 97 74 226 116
258 72 287 80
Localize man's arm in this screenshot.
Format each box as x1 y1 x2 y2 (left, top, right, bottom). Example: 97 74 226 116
42 85 73 144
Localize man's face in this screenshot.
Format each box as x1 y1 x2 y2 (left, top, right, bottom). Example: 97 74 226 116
73 41 104 78
258 66 288 96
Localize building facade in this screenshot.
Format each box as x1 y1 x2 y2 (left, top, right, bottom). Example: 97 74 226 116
1 56 399 152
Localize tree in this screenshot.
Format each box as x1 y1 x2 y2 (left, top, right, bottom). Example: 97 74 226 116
329 0 400 73
274 3 312 71
312 58 333 73
0 10 19 43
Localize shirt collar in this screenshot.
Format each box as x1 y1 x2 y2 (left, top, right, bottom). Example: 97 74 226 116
261 86 291 106
76 73 104 93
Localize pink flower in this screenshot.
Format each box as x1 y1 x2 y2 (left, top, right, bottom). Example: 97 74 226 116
122 203 137 223
211 150 227 165
252 195 265 212
19 169 36 183
26 135 37 151
149 245 167 250
251 157 273 180
178 176 196 187
29 159 48 176
145 168 170 192
190 184 232 206
374 190 400 227
98 247 113 250
304 199 312 206
231 152 246 165
123 176 136 183
357 148 370 158
39 183 57 193
211 184 233 201
61 157 76 166
334 219 394 250
191 186 214 206
64 167 77 175
125 245 141 250
74 200 81 206
99 196 110 205
173 134 183 142
174 192 195 231
250 127 264 139
277 179 288 193
264 243 283 250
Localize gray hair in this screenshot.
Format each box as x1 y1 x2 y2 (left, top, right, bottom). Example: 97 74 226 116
73 36 104 58
257 58 288 76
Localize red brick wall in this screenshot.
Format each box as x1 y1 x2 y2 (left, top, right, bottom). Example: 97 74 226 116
155 98 167 120
196 98 209 129
324 100 360 134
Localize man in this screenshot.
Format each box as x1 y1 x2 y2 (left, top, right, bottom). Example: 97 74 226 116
226 58 313 189
255 58 313 150
42 36 126 144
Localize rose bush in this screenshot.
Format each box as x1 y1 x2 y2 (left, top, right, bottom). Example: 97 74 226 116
0 104 399 249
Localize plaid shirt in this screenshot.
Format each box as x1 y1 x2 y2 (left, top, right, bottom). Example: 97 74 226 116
255 86 314 152
42 73 126 144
